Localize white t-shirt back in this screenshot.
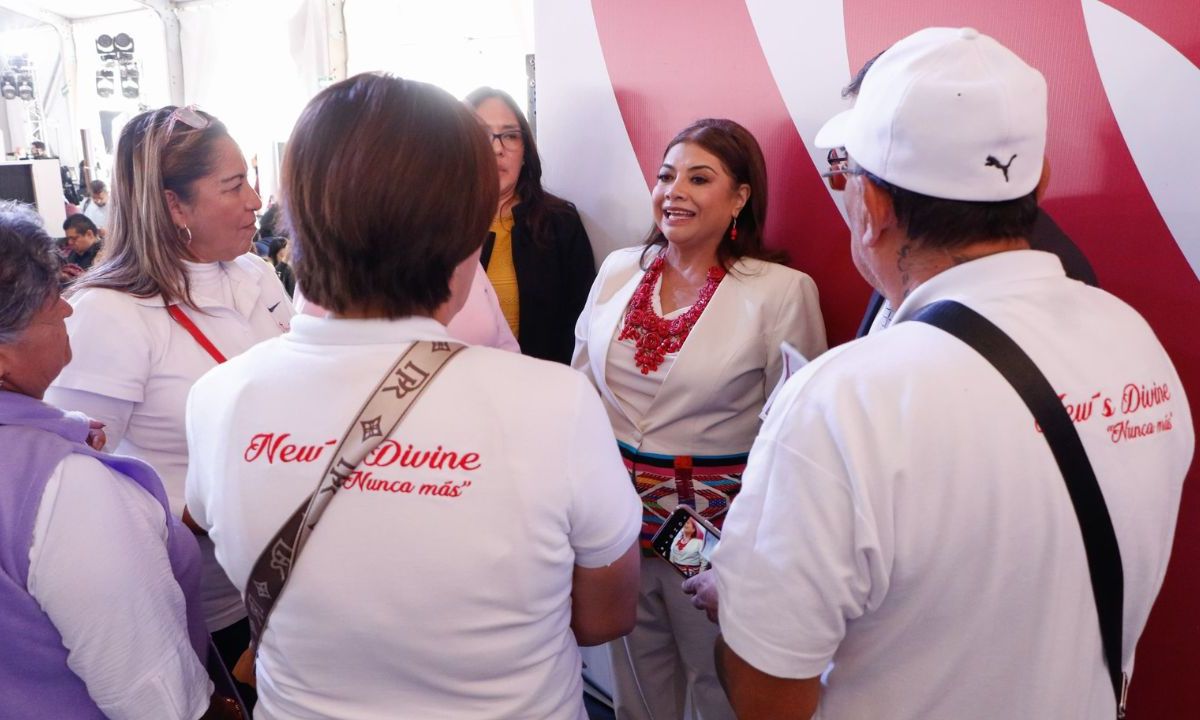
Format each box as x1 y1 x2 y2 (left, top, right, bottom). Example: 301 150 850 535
715 251 1194 719
186 315 641 720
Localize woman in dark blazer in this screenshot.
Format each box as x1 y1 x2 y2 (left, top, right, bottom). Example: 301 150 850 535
467 87 596 364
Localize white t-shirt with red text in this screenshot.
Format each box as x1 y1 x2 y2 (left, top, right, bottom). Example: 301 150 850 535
185 315 641 720
714 251 1194 720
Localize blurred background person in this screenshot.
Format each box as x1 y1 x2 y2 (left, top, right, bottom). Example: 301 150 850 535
253 202 283 258
59 214 103 283
466 86 596 364
82 180 111 238
186 72 641 720
573 118 827 720
264 236 294 297
45 105 293 710
25 140 49 159
0 200 218 720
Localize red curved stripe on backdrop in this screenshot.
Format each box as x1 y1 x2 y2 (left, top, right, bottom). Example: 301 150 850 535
841 2 1200 717
591 0 865 344
1102 0 1200 68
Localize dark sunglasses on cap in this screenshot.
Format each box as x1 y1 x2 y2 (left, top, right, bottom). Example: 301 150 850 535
822 147 865 191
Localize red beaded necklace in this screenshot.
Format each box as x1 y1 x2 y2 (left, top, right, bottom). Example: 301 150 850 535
618 256 726 374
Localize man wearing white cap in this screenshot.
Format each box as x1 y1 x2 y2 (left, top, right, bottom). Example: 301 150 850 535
696 27 1194 719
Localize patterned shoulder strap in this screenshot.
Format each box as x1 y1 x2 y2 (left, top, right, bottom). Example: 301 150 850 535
243 340 465 649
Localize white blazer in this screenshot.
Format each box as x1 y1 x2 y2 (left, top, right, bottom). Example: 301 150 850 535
573 246 827 457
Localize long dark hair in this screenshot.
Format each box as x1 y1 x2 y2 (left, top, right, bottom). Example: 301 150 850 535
465 86 572 245
642 118 785 271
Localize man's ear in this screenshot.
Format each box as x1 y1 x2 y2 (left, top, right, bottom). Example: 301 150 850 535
163 189 189 229
859 178 897 247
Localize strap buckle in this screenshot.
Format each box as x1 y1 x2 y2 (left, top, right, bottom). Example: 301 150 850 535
1117 672 1129 719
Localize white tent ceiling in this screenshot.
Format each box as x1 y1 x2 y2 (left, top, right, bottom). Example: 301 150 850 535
21 1 147 20
0 1 150 33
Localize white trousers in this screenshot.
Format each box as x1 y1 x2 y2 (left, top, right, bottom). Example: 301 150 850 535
608 559 735 720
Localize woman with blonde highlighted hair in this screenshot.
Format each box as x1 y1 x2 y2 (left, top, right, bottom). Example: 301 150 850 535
45 106 293 707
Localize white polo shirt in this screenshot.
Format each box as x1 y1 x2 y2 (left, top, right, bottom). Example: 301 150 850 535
185 315 642 720
714 251 1193 719
47 254 294 630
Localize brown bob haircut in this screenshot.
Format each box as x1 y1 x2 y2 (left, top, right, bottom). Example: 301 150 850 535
285 73 498 318
642 118 784 270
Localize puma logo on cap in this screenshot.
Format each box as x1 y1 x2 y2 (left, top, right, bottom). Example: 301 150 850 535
985 154 1017 182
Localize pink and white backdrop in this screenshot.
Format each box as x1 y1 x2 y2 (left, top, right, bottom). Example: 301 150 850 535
534 1 1200 716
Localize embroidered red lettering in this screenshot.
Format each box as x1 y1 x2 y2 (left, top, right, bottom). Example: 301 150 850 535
418 480 472 497
363 441 483 471
366 440 402 467
244 433 272 462
340 472 468 497
1108 419 1155 443
1121 381 1171 414
242 433 338 464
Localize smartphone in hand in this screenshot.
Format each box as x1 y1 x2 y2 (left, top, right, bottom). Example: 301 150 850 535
650 505 720 578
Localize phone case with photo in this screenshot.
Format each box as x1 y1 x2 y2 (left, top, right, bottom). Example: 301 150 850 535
650 505 721 578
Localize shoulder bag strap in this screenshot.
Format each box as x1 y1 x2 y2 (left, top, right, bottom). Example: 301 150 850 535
243 339 465 650
909 300 1127 718
167 304 229 364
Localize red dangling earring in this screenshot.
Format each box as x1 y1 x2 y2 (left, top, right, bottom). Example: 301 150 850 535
729 216 738 242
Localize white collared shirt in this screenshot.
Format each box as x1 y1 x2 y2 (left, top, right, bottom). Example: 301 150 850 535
185 315 641 720
715 250 1194 719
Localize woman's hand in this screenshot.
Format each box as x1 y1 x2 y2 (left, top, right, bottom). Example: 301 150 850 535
681 568 720 624
181 506 208 536
200 693 243 720
60 263 86 281
86 419 106 451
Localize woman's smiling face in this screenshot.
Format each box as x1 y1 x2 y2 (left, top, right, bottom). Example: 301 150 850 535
652 141 749 256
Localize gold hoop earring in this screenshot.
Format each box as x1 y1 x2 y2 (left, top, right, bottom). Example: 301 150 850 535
179 226 192 245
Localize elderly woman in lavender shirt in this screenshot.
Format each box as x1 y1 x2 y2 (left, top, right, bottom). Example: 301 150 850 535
0 201 232 720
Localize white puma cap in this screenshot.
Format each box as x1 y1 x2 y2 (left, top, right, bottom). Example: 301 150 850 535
815 27 1047 202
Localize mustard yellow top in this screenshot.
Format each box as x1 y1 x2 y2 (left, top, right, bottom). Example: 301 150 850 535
487 214 520 337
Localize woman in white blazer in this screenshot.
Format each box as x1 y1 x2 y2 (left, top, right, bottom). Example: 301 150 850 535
573 119 827 720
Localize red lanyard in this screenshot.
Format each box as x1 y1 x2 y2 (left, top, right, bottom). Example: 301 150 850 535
166 305 228 364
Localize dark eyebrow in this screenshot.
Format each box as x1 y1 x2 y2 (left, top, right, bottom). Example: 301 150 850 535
220 173 246 184
687 164 718 173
